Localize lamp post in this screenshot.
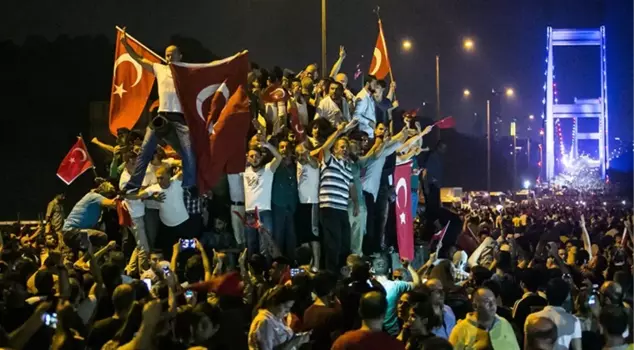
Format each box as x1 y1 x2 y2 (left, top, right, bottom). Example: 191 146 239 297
486 100 491 191
321 0 327 75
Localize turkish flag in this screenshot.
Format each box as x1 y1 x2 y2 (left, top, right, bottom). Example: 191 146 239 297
108 29 161 136
394 161 414 260
368 19 392 80
288 101 306 143
170 51 251 193
434 116 456 129
260 83 289 104
57 138 94 185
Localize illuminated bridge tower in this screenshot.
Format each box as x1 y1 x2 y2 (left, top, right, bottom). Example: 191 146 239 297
544 26 609 181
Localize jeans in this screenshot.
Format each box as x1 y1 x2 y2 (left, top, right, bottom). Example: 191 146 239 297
348 203 367 255
131 216 151 252
272 204 297 260
144 208 160 249
245 210 273 257
363 187 389 256
125 113 197 190
230 204 246 245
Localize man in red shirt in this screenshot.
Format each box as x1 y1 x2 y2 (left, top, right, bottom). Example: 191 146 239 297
331 291 405 350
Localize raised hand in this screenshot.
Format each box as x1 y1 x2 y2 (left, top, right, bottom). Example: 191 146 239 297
339 45 346 59
421 125 434 136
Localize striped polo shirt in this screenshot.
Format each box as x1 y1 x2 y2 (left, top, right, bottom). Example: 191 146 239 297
319 154 353 211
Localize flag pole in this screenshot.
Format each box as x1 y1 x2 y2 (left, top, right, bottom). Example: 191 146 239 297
115 26 166 63
374 7 395 82
79 133 99 178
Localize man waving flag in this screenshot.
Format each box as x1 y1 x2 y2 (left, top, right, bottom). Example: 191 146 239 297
108 27 163 135
170 51 251 194
368 19 392 80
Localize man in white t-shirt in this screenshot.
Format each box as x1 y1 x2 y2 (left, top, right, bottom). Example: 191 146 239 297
243 139 283 256
120 29 197 193
132 166 189 259
295 143 320 269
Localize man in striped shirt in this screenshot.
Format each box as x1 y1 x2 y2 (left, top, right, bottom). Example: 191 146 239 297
318 121 360 272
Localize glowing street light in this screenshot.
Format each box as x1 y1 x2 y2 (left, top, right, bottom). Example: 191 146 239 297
505 88 515 97
402 39 412 51
529 114 535 120
463 38 475 51
523 180 531 189
463 89 471 97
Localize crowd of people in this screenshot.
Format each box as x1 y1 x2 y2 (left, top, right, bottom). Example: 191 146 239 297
0 37 632 350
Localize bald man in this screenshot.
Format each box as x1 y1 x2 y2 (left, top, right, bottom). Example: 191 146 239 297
120 29 197 193
524 317 558 350
449 287 519 350
599 281 624 306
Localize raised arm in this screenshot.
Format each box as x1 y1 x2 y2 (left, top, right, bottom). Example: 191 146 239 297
309 119 358 159
261 141 283 172
329 46 346 78
386 81 396 101
195 239 213 282
91 137 115 154
579 215 592 260
120 28 155 72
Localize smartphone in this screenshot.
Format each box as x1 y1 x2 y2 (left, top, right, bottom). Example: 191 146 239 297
290 268 304 277
588 294 597 305
185 290 194 300
181 239 195 250
142 278 152 290
42 312 58 329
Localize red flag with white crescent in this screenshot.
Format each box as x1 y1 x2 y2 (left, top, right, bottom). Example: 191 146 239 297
260 83 289 104
108 29 162 136
434 116 456 129
170 51 250 193
288 101 306 143
368 19 392 80
57 138 94 185
394 161 414 260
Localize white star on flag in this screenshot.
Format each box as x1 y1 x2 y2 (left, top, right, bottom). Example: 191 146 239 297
69 157 75 163
113 83 127 98
399 212 406 224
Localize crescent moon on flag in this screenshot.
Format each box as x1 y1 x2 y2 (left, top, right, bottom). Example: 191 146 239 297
395 177 408 209
272 88 286 100
196 83 230 121
113 53 143 88
295 122 305 134
71 148 88 162
369 48 382 76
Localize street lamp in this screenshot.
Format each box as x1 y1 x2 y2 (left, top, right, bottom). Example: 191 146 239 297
505 88 515 97
402 39 412 51
463 38 475 51
463 89 471 97
523 180 531 189
529 114 535 120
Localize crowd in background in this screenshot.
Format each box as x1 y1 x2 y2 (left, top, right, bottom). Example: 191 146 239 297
0 40 632 350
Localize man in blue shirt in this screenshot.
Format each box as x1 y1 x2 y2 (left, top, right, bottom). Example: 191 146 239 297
62 180 118 251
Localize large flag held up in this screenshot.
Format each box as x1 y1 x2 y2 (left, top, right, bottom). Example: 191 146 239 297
108 28 163 136
368 19 392 80
57 137 94 185
394 160 414 260
170 51 251 194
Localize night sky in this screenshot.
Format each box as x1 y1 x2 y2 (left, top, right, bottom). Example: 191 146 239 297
0 0 632 218
4 0 632 140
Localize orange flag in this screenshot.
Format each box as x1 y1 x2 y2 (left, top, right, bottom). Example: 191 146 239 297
108 29 162 135
368 19 392 80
